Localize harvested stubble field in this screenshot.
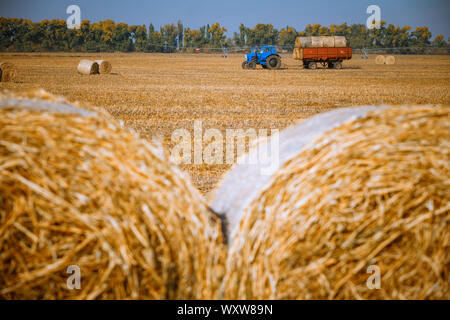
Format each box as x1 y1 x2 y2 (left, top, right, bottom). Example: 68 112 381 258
1 52 449 194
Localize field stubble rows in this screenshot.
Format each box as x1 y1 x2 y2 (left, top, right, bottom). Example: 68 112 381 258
1 52 449 194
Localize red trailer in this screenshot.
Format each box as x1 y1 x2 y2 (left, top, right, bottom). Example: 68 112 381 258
293 47 352 69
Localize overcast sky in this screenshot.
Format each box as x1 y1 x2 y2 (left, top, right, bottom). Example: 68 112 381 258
1 0 449 38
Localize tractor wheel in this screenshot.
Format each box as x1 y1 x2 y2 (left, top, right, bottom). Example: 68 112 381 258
334 61 343 69
247 61 257 69
308 62 317 69
242 61 248 69
262 64 268 69
266 55 281 70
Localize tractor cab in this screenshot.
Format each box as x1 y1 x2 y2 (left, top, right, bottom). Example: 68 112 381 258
242 45 281 70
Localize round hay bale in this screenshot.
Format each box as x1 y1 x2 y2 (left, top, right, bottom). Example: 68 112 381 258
375 55 386 65
310 36 323 48
321 36 335 48
0 62 17 82
334 36 347 47
385 55 396 65
95 60 112 74
219 106 449 299
77 59 99 75
295 37 311 48
210 106 380 239
0 90 225 299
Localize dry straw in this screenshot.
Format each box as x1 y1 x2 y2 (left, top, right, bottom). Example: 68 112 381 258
385 55 396 65
210 106 380 239
221 106 449 299
0 90 225 299
295 36 347 48
77 59 99 75
375 55 386 65
0 62 16 82
334 36 346 47
95 60 112 74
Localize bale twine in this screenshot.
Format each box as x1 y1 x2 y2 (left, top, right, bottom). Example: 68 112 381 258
95 60 112 74
77 59 99 75
0 90 225 299
385 55 396 65
219 106 449 299
375 55 386 65
0 62 17 82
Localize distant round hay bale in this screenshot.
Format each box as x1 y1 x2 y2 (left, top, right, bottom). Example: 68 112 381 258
295 37 310 48
310 36 323 47
95 60 112 74
334 36 347 47
0 62 17 82
219 106 449 299
375 55 386 65
0 90 225 299
321 36 335 47
77 59 99 75
385 55 396 65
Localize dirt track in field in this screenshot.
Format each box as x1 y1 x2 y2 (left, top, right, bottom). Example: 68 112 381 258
1 52 449 194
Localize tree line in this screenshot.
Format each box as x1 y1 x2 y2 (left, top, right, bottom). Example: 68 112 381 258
0 17 448 53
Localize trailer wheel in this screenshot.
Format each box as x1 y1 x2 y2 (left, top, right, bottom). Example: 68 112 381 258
308 62 317 69
334 61 343 69
247 61 257 70
242 61 248 69
266 55 281 69
328 62 334 69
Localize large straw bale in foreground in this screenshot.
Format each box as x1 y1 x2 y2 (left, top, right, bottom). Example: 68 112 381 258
77 59 99 75
0 90 225 299
221 106 449 299
0 62 16 82
95 60 112 74
210 106 381 238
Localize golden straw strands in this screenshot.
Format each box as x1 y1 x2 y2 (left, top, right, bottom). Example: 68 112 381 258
0 90 225 299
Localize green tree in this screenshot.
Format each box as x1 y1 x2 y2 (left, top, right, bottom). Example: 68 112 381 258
133 25 147 51
246 23 278 46
279 26 297 48
161 24 178 51
411 26 432 47
208 22 227 47
432 34 446 47
177 20 183 49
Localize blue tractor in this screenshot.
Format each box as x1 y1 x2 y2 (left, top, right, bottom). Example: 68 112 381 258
242 45 281 70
